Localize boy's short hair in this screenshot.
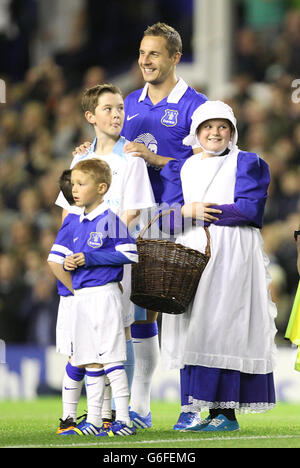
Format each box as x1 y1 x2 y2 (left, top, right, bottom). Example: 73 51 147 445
81 83 123 114
72 158 112 190
59 169 74 205
143 22 182 57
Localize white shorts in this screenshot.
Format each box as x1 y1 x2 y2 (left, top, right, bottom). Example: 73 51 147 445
120 264 135 328
56 295 73 356
71 283 126 366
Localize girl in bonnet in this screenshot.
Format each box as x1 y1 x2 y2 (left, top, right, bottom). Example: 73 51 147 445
160 100 277 432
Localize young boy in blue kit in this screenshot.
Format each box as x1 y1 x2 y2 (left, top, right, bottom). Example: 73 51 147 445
48 158 137 437
53 170 75 358
49 170 82 435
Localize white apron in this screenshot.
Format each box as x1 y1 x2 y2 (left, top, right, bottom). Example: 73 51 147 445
161 149 277 374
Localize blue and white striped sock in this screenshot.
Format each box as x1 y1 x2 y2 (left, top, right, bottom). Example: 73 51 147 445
130 322 159 417
85 367 106 427
104 363 130 425
111 339 135 412
62 362 85 421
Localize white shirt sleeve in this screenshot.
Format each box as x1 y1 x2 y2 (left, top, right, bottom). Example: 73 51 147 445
55 191 83 214
55 153 81 211
121 154 155 211
55 191 70 210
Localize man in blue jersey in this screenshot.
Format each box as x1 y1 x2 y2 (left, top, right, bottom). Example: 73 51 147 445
122 22 207 204
73 22 207 431
122 23 207 431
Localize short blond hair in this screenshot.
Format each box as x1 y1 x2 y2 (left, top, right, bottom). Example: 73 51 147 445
72 158 112 189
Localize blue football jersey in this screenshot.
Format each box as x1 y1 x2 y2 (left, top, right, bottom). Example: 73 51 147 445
48 203 138 290
121 78 207 202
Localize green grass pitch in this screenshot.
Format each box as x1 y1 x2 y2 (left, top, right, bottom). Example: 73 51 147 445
1 397 300 449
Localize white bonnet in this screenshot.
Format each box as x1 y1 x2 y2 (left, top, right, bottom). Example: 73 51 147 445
183 100 238 148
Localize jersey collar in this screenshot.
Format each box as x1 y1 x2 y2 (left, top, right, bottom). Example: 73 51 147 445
90 136 125 155
80 201 109 222
138 77 188 104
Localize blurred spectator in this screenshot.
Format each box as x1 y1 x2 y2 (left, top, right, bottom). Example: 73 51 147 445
38 169 64 208
122 61 145 97
240 0 286 39
23 248 44 288
234 28 267 81
0 153 29 210
0 193 18 251
51 94 83 160
24 59 67 112
17 186 53 232
20 267 59 346
53 0 154 87
276 213 300 293
0 252 29 342
38 228 57 260
275 8 300 76
0 0 38 81
268 262 292 344
82 66 107 90
8 220 37 261
33 0 85 67
277 170 300 219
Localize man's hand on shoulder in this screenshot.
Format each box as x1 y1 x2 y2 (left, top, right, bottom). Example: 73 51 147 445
72 141 92 157
124 141 173 168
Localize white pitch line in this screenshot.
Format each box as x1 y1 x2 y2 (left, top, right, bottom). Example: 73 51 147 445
2 434 300 449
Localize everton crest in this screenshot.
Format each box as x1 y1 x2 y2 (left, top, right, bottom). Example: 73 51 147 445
87 232 103 248
161 109 178 127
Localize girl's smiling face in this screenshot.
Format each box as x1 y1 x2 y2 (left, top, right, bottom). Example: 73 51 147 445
196 118 233 155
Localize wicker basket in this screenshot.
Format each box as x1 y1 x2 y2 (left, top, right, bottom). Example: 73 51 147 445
130 210 211 314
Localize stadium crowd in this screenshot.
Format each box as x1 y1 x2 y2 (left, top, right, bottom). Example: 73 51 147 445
0 0 299 346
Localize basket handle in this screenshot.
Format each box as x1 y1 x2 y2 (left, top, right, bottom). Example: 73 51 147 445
138 209 211 258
